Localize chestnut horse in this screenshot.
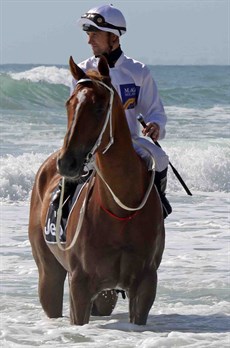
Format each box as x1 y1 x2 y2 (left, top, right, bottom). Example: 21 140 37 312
28 56 165 326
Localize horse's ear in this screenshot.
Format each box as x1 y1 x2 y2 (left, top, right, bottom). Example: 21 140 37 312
98 56 110 79
69 56 85 80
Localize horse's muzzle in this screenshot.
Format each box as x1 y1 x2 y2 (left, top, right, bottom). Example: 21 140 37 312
57 151 85 180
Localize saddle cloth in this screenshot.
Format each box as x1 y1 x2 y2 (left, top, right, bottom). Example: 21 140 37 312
44 178 89 244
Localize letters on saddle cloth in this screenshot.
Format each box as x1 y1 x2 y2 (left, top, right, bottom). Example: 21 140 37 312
44 182 86 244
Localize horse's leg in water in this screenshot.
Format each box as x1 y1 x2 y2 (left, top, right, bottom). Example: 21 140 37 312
69 271 93 325
91 290 118 316
129 270 157 325
29 224 67 318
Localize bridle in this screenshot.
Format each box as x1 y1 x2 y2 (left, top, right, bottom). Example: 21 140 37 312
75 78 115 165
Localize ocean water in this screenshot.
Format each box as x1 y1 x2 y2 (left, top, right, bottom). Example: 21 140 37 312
0 63 229 347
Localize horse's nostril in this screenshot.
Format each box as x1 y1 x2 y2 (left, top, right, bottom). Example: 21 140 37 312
57 152 83 179
69 157 77 171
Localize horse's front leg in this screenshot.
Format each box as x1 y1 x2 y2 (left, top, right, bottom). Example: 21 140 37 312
129 270 157 325
69 271 93 325
29 225 67 318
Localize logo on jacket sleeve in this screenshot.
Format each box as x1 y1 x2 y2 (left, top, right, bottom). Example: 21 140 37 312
120 84 140 110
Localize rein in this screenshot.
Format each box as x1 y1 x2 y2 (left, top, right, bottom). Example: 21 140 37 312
55 78 156 250
55 172 95 251
78 78 156 211
94 153 155 211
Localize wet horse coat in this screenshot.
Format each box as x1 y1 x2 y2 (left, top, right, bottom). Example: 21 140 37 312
28 56 165 325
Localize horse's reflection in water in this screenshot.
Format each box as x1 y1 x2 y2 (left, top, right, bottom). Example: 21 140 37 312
28 56 165 325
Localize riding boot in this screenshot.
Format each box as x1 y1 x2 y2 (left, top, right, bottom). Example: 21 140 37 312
154 167 172 219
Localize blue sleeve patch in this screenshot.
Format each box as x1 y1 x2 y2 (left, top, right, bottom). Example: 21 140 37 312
119 84 140 110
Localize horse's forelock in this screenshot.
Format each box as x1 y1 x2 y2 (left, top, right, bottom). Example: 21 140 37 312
86 69 103 81
86 69 111 86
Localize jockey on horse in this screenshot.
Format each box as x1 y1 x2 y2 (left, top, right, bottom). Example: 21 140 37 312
55 4 172 218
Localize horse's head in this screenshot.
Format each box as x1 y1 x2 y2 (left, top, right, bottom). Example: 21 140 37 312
57 56 114 180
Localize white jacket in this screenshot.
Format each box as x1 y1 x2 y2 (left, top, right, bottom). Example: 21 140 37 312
71 53 169 171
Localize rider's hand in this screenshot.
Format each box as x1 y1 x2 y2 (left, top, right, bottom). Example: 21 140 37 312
142 122 160 141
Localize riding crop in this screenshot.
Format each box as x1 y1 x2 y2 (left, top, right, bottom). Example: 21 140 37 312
137 115 192 196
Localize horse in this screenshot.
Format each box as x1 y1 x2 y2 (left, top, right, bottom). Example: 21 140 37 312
28 55 165 326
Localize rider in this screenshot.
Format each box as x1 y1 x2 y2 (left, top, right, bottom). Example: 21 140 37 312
74 4 172 218
53 4 171 219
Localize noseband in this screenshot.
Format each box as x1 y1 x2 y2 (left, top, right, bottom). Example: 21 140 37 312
76 78 114 164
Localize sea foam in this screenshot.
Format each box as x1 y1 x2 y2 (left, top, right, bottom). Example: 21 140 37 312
0 143 229 203
165 143 230 193
10 66 72 87
0 153 46 202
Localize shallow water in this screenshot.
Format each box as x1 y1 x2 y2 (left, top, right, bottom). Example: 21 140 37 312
0 64 229 347
1 191 229 347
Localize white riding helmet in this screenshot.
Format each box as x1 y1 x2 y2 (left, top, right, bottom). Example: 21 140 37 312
78 4 126 37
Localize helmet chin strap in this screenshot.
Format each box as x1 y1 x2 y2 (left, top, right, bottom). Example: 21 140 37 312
107 32 116 53
97 35 115 56
95 33 116 57
99 41 122 68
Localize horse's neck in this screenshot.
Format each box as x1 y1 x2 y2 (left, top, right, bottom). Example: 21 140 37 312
96 102 148 211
